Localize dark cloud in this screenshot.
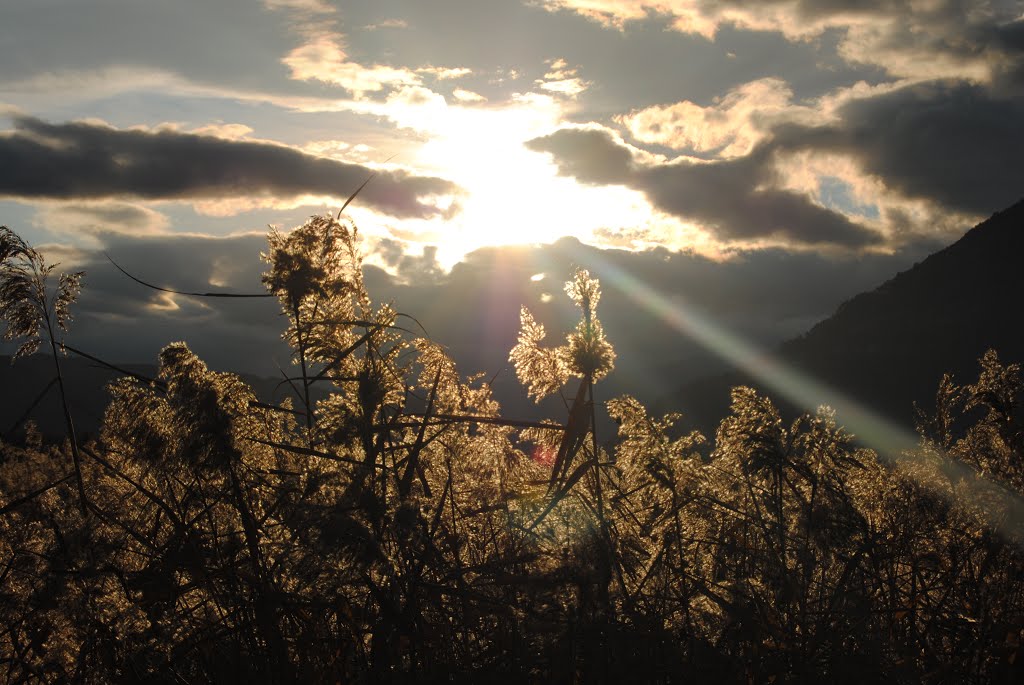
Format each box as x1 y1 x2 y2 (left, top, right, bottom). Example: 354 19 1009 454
0 117 459 219
990 17 1024 67
774 81 1024 214
374 238 444 283
66 204 157 228
525 128 635 183
636 154 881 247
37 202 168 236
355 236 926 414
5 225 922 417
66 232 285 372
527 127 883 248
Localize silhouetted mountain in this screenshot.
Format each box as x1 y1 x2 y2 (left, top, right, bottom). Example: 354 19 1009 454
7 200 1023 446
669 197 1024 436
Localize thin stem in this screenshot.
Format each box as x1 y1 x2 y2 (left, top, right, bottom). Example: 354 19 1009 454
291 299 314 434
45 320 88 515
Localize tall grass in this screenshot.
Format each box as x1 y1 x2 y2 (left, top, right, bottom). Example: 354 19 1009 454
0 218 1022 683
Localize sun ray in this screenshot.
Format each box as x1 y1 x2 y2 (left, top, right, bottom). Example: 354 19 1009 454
580 248 1024 544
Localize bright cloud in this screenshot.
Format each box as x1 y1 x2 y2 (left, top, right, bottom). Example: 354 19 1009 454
618 77 817 157
536 58 591 97
189 123 255 140
452 88 487 103
534 0 681 29
364 18 411 31
417 66 474 80
537 0 1024 82
262 0 335 13
282 34 422 97
272 1 473 100
302 139 375 162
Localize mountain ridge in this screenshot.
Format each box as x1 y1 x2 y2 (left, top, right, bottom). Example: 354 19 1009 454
667 197 1024 435
5 198 1022 444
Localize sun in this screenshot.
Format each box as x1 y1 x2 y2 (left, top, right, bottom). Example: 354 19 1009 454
385 92 655 267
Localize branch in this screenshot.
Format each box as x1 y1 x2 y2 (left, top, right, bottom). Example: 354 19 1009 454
105 254 272 298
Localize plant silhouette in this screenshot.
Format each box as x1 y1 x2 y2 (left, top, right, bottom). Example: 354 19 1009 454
1 218 1022 683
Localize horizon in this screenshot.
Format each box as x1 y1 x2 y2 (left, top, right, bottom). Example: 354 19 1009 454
4 0 1024 438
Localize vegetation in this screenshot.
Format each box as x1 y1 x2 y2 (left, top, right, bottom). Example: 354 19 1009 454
1 217 1023 683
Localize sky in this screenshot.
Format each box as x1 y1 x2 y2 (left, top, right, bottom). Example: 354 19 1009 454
2 0 1024 409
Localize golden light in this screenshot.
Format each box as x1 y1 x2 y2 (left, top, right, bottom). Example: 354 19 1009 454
372 89 657 267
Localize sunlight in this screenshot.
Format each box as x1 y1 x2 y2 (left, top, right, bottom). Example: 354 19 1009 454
146 292 182 312
368 91 656 267
584 249 1024 544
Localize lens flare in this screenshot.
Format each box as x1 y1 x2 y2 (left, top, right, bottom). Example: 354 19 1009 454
583 249 1024 544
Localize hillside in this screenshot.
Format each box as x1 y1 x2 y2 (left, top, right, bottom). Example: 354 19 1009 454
669 197 1024 434
7 199 1023 445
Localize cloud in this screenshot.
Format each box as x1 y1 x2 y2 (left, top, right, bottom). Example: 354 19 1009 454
772 80 1024 215
189 123 256 140
364 18 411 31
48 231 286 373
536 0 1024 83
525 126 637 184
0 0 311 101
618 77 816 157
270 0 472 100
0 116 460 219
301 139 376 163
386 85 448 110
34 202 170 238
637 154 884 248
19 221 925 417
262 0 335 13
532 72 1024 247
527 126 883 248
535 58 591 97
417 66 473 80
452 88 487 103
282 33 423 97
372 237 444 283
531 0 670 29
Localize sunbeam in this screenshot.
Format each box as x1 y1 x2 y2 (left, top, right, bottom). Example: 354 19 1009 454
583 250 1024 544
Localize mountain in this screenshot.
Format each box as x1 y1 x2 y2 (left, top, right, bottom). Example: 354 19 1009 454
7 199 1023 445
667 197 1024 436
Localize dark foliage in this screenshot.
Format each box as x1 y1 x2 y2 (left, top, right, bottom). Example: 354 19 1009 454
2 219 1023 683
